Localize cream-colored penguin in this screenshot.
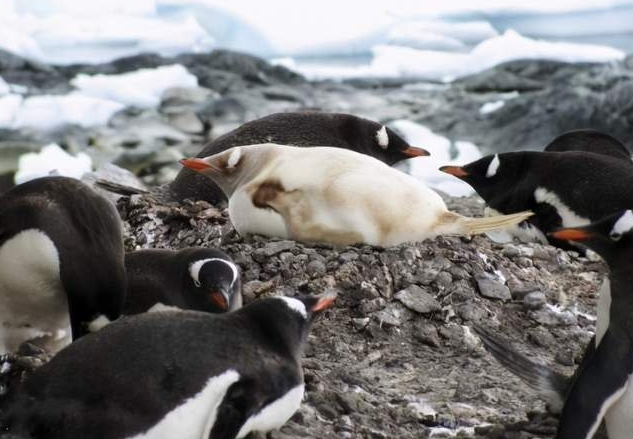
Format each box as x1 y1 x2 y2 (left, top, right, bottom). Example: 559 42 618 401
181 144 532 246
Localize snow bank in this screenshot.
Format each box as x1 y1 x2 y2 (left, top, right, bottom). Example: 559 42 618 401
71 64 198 108
390 120 481 197
0 77 9 96
479 100 505 114
14 143 92 184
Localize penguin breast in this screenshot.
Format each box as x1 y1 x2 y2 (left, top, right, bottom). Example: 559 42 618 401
228 188 289 238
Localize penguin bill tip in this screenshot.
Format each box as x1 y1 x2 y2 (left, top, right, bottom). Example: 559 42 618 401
403 146 430 157
180 158 211 171
312 293 337 313
439 165 469 178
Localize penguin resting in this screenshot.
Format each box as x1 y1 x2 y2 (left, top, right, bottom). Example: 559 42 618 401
440 149 633 249
168 112 429 203
181 144 532 246
0 294 336 439
543 129 631 163
124 248 242 314
0 176 126 354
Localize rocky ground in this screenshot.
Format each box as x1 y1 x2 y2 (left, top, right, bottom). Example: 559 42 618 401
0 48 621 437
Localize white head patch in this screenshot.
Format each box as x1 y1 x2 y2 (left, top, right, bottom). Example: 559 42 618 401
486 154 500 178
375 126 389 149
612 210 633 236
189 258 239 289
278 297 307 319
227 147 242 169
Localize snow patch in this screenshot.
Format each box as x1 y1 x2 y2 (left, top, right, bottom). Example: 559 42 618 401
390 120 481 196
14 144 92 184
479 100 505 114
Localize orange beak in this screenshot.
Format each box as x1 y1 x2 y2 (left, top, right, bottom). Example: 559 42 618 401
180 158 210 171
209 291 229 311
311 294 337 312
548 228 594 242
439 165 469 178
402 146 430 157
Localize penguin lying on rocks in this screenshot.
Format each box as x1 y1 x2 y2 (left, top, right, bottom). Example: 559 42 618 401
0 176 126 354
440 146 633 250
181 144 531 247
544 129 631 162
97 112 429 204
0 294 336 439
475 210 633 439
124 248 242 314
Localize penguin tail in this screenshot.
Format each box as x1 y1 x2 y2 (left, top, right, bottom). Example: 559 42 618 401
95 179 149 196
472 324 568 414
438 210 533 236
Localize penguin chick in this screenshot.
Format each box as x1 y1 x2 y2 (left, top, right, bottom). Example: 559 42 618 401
180 144 532 247
124 248 242 315
0 176 125 354
440 150 633 249
169 112 429 204
0 294 336 439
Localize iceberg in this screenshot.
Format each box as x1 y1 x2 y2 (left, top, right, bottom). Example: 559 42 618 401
14 143 93 185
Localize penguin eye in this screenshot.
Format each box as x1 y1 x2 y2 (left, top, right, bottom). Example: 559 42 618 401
610 232 622 241
194 279 201 287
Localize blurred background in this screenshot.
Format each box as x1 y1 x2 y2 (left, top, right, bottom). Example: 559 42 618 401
1 0 632 196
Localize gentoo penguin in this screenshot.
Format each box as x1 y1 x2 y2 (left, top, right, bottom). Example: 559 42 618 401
124 248 242 314
439 150 633 249
169 112 429 203
544 129 631 162
180 144 532 246
0 294 336 439
0 176 125 354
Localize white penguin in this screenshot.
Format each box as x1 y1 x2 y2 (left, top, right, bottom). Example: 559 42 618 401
181 144 532 246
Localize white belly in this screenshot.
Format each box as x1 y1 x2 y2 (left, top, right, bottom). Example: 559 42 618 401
236 384 304 438
228 189 289 238
606 377 633 439
595 279 611 345
0 229 70 353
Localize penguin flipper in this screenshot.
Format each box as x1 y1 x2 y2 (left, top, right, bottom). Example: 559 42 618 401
473 325 569 413
208 379 262 439
557 329 632 439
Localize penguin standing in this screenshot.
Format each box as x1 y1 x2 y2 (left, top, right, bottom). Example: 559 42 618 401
169 112 429 203
124 248 242 314
0 176 126 354
0 294 336 439
440 149 633 249
181 144 531 246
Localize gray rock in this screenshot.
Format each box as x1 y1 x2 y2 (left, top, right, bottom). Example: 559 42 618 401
523 291 547 310
476 275 511 301
394 285 441 314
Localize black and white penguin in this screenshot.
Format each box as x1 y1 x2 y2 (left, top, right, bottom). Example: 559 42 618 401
0 176 126 354
124 248 242 314
544 129 631 162
439 150 633 249
169 112 429 203
180 144 531 246
0 294 336 439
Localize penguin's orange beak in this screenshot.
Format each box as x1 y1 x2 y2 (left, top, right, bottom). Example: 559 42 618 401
403 146 430 157
548 228 594 242
180 158 210 171
209 291 229 311
439 165 469 178
311 294 336 312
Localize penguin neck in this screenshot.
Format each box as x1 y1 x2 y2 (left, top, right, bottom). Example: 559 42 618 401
609 266 633 302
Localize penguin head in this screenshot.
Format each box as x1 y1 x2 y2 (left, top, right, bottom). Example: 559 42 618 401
188 257 241 313
345 119 429 165
180 146 266 197
549 210 633 265
439 153 527 206
244 294 336 354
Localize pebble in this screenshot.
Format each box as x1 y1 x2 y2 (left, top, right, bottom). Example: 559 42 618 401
394 285 441 314
523 291 547 310
476 275 512 301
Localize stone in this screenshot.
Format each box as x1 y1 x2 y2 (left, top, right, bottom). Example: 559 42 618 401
476 275 511 301
523 291 547 310
394 285 441 314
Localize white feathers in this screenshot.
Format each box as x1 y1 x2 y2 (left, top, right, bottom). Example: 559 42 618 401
595 279 611 346
227 147 242 169
486 154 500 177
586 384 629 439
189 258 239 289
236 384 305 438
278 297 307 319
375 125 389 149
534 187 591 228
612 210 633 237
127 370 240 439
87 315 111 332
